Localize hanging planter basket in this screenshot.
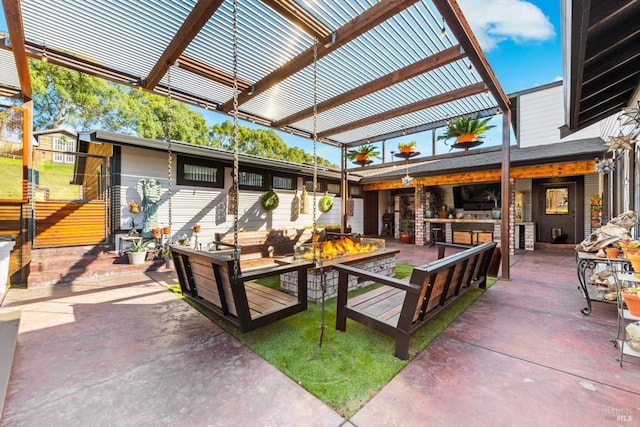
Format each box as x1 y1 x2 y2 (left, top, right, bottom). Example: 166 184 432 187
319 194 334 212
260 190 279 212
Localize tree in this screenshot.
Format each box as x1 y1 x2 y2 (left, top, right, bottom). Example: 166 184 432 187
29 61 337 166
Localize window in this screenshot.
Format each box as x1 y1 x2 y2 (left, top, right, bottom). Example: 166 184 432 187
177 156 224 188
545 188 569 214
272 174 295 190
349 185 362 198
305 179 341 194
52 137 75 164
239 169 265 190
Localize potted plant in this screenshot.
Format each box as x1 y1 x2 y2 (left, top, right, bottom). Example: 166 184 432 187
437 114 496 144
398 141 417 153
604 244 620 259
621 287 640 316
161 247 174 269
483 189 501 219
128 200 140 213
127 239 147 265
619 239 640 258
347 144 381 162
399 215 414 244
590 194 602 205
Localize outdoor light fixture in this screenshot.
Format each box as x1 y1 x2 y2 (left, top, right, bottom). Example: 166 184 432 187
248 85 255 95
324 32 337 48
41 46 47 62
440 19 446 38
605 130 634 152
594 156 615 174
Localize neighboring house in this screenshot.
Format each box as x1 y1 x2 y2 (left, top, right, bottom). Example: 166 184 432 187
75 130 363 248
357 81 610 248
33 128 77 165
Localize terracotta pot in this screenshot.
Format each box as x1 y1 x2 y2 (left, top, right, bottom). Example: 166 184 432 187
162 226 171 234
456 133 477 143
627 253 640 274
129 202 139 213
152 228 161 238
399 233 414 244
355 153 370 162
621 290 640 316
399 146 415 153
193 224 201 233
622 246 640 259
604 247 620 259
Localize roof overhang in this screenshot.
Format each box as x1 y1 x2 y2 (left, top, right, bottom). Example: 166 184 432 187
563 0 640 131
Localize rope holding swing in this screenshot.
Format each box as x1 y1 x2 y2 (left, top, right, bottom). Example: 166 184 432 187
166 63 173 242
231 0 240 279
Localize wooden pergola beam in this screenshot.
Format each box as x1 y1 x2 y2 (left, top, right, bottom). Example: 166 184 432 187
259 0 332 40
2 0 32 100
144 0 225 90
219 0 421 113
176 55 252 92
317 82 486 140
362 160 595 190
433 0 509 113
273 45 465 128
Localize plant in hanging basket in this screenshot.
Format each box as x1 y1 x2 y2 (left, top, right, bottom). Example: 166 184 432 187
397 141 417 153
260 190 279 212
437 114 496 144
590 194 601 205
319 193 334 212
346 144 381 162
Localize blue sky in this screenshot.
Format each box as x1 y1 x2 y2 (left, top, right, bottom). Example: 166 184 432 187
0 0 562 164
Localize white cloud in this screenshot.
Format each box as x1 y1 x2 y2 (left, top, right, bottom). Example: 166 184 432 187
457 0 555 51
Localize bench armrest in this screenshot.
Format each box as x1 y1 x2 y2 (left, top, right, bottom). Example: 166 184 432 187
333 263 420 294
239 260 313 281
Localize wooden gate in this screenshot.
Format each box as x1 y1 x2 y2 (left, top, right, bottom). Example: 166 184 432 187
34 201 107 247
33 145 110 248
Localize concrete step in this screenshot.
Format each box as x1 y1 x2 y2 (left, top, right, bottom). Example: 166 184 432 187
28 245 171 288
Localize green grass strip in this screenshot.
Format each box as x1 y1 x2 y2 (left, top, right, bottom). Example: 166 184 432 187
167 265 495 418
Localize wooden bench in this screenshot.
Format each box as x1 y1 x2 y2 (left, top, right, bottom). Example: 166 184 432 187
171 245 313 332
333 241 499 360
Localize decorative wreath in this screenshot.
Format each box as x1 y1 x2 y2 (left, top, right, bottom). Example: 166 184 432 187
319 194 334 212
260 190 279 212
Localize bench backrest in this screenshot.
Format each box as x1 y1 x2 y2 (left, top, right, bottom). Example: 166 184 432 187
407 241 497 322
214 229 315 257
171 246 242 316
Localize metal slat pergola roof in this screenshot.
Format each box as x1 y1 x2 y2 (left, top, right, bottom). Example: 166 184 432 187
1 0 514 278
1 0 510 148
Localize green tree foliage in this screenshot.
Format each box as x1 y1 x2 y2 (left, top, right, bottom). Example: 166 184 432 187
211 120 335 167
28 61 336 166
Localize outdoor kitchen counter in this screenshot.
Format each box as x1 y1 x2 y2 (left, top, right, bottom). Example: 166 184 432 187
423 218 499 245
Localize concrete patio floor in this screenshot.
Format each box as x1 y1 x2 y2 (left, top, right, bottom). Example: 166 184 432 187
1 242 640 426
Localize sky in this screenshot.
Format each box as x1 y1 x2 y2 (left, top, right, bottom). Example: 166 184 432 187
0 0 562 165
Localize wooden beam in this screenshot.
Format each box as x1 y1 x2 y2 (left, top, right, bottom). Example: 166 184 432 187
273 45 464 128
564 0 591 130
317 83 485 139
361 160 595 191
219 0 421 113
2 0 32 100
259 0 332 40
176 55 252 91
144 0 224 90
433 0 509 112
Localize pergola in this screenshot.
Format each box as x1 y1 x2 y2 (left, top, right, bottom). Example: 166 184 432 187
1 0 512 276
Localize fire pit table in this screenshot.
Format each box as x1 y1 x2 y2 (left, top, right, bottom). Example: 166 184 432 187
277 237 400 302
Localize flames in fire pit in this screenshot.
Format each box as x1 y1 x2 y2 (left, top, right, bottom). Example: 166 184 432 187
297 237 381 260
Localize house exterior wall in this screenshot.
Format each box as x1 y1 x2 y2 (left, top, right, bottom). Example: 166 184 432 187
118 146 363 243
518 84 600 147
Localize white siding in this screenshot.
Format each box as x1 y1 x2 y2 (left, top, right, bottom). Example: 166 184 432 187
518 84 600 147
118 146 363 243
583 173 601 238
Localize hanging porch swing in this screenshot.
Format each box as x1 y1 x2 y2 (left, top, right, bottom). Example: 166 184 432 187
170 0 313 332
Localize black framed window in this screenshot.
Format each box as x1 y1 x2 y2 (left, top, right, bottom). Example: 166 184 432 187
349 185 362 198
305 179 340 194
177 155 224 188
238 168 266 190
272 173 295 190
